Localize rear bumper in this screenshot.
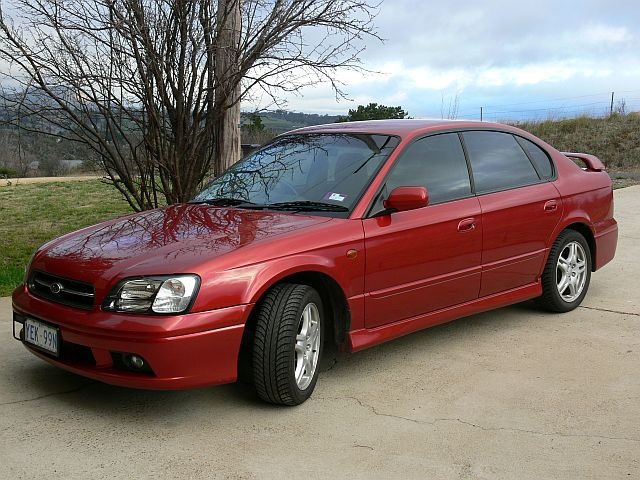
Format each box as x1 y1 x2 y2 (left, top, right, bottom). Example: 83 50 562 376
593 218 618 270
12 286 250 390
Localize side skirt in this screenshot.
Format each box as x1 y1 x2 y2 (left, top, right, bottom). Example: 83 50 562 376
348 282 542 352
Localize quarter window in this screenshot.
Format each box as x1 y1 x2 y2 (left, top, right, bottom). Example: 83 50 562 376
385 133 472 204
462 131 540 193
516 137 554 179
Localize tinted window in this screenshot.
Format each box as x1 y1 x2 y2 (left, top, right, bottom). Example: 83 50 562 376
385 133 471 204
463 131 540 193
194 134 399 216
516 137 554 179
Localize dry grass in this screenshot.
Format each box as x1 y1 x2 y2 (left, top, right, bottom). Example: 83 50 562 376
514 113 640 170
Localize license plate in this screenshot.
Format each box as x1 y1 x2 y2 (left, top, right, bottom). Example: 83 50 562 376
23 318 59 356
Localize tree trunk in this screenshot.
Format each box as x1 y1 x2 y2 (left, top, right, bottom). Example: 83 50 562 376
214 0 241 175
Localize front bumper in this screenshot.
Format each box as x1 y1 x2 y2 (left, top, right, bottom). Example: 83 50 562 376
12 285 251 390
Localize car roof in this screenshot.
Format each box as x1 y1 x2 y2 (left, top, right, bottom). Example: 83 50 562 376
286 119 511 137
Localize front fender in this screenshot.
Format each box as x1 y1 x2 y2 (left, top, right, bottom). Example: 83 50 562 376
191 240 366 314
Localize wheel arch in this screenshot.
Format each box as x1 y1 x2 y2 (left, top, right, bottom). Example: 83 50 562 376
236 269 351 380
562 222 597 271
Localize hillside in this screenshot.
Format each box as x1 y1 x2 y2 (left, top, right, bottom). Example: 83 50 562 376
515 114 640 170
244 110 340 133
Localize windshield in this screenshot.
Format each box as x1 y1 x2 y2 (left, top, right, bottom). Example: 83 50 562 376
193 133 400 216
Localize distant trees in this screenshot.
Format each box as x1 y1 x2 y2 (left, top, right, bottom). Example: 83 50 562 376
264 110 340 128
336 103 409 122
0 1 380 211
0 129 92 178
240 112 273 145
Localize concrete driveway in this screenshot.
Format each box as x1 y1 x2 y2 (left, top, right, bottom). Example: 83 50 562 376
1 187 638 480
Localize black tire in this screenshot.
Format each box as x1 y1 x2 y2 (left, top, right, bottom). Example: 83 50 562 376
252 283 324 405
537 230 592 312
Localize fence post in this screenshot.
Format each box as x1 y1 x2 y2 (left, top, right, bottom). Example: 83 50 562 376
610 92 615 115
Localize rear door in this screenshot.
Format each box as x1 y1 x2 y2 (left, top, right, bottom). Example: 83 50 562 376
363 133 482 328
461 131 562 297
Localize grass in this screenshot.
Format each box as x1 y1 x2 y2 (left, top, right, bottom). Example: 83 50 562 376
0 179 132 296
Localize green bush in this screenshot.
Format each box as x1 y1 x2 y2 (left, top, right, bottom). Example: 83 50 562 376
0 167 17 177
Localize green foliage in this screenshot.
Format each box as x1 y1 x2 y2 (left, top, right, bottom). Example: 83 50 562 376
336 103 409 122
246 113 265 132
0 179 131 296
0 166 17 177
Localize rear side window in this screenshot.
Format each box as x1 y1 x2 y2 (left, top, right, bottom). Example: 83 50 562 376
463 131 540 194
385 133 471 204
516 137 554 179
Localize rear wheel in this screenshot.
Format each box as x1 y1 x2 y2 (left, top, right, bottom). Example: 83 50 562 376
537 230 591 312
252 283 324 405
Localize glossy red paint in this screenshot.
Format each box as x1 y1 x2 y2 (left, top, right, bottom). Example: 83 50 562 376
363 196 482 328
12 119 618 391
383 186 429 211
477 182 562 297
562 152 606 171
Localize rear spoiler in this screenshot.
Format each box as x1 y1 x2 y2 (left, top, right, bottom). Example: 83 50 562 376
562 152 605 172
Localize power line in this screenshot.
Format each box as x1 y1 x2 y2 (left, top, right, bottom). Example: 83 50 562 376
470 89 640 110
477 101 610 116
454 91 640 121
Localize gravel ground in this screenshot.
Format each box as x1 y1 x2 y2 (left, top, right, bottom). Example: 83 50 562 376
1 175 102 187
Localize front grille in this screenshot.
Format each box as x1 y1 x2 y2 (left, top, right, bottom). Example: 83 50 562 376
28 271 95 310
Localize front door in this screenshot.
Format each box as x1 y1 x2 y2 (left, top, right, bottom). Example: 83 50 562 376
362 132 482 328
363 198 482 328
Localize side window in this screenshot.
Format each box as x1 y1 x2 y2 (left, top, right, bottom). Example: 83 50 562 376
516 137 554 180
385 133 471 204
462 131 540 194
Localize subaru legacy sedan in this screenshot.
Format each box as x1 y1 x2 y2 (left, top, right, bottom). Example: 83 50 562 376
12 120 617 405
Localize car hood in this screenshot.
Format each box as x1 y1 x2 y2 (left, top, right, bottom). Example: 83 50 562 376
32 204 331 284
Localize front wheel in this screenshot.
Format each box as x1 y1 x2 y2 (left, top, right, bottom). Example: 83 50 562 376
252 283 324 405
537 230 592 312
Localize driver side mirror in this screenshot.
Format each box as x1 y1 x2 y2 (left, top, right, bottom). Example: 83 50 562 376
384 186 429 213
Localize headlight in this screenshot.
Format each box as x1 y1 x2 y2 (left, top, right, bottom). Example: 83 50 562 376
103 275 200 314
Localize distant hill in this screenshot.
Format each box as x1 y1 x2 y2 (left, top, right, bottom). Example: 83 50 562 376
242 110 340 133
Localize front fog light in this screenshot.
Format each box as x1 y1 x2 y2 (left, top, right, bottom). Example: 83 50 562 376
152 276 198 313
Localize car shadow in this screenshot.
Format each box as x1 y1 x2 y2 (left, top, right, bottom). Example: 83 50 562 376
317 300 548 380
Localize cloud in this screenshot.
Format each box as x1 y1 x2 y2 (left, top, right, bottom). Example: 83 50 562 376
245 0 640 119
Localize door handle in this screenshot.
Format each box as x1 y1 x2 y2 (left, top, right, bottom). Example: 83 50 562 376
544 200 558 212
458 218 476 232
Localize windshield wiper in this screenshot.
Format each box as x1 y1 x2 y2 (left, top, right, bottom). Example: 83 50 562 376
191 198 349 213
268 201 349 212
189 197 266 208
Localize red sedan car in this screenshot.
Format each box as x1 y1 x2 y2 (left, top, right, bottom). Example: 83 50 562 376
12 120 617 405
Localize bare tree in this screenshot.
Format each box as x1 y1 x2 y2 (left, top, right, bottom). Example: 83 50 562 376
440 92 460 120
0 0 379 211
0 129 32 177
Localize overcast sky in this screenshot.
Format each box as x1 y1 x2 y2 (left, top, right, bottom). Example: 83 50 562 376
263 0 640 120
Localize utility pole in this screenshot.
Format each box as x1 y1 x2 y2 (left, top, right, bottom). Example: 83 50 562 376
480 107 483 121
